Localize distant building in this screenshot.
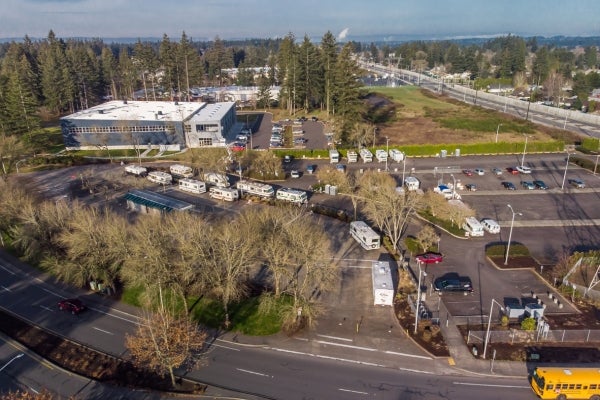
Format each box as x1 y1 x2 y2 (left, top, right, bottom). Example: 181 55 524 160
60 100 236 150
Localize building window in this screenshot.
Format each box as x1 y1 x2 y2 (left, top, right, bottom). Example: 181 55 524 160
198 138 212 147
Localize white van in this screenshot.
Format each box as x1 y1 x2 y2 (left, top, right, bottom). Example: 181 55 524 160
481 218 501 234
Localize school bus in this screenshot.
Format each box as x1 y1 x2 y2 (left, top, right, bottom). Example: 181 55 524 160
530 366 600 399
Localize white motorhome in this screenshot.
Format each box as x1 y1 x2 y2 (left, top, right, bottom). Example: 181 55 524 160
178 178 207 194
329 149 340 163
202 172 230 188
147 171 173 185
349 221 380 250
237 180 275 198
404 176 420 191
169 164 193 179
124 165 147 177
209 187 239 201
347 150 358 163
389 149 404 162
372 261 394 306
276 188 307 204
359 148 373 163
463 216 484 237
375 149 388 162
481 218 501 234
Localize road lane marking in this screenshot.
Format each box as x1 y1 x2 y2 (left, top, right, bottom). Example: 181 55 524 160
88 307 139 324
41 288 62 297
339 388 368 395
207 341 240 351
314 340 376 352
236 368 272 378
385 351 432 360
317 334 353 342
453 382 529 389
0 265 16 275
270 347 385 367
40 306 54 312
92 327 114 335
1 285 11 292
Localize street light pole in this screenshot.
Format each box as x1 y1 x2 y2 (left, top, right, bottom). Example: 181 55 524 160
483 299 504 359
594 154 599 176
402 154 406 185
504 204 522 265
450 174 456 199
561 152 572 190
521 134 529 168
385 137 389 171
414 262 426 334
495 124 502 143
0 353 24 373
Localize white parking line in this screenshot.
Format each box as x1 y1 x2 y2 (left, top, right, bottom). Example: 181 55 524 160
315 340 376 352
316 334 353 342
384 350 432 360
236 368 272 378
339 388 368 395
39 305 54 312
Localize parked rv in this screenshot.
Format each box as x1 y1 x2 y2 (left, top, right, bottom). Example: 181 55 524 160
209 187 239 201
169 164 194 179
178 178 207 194
237 180 275 198
372 261 394 306
276 188 307 204
124 165 147 177
349 221 380 250
202 172 230 188
147 171 173 185
389 149 404 162
404 176 420 191
347 150 358 163
481 218 501 234
375 149 388 162
463 216 484 237
359 148 373 163
329 149 340 163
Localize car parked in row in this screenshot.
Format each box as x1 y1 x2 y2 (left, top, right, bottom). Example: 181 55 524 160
474 168 485 175
521 180 535 190
306 164 316 174
516 165 532 174
492 168 503 175
465 183 477 191
462 169 474 176
434 275 473 292
568 178 585 188
533 180 548 190
502 181 516 190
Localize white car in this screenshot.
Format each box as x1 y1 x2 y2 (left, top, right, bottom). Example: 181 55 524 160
516 165 532 174
474 168 485 175
290 170 300 178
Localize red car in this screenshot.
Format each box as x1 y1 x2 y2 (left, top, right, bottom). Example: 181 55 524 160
230 142 246 152
507 167 520 175
58 298 86 315
462 169 473 176
415 252 444 264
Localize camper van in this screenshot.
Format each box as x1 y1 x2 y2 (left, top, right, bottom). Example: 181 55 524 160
349 221 381 250
389 149 404 162
202 172 230 188
329 149 340 163
359 148 373 163
237 180 275 198
375 149 388 162
481 218 501 234
124 165 147 177
276 188 307 204
169 164 194 179
147 171 173 185
178 178 207 194
209 187 239 201
347 150 358 163
463 216 484 237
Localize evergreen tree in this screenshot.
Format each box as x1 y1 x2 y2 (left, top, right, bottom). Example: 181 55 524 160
319 31 337 115
332 43 362 143
297 36 322 112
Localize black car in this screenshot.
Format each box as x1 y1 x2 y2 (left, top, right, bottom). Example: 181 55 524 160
502 181 516 190
434 277 473 292
533 180 548 190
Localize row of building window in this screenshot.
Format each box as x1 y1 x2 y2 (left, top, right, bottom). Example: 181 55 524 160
68 125 174 134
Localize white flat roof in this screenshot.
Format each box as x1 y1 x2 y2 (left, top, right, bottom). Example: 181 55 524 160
62 100 204 122
192 102 236 122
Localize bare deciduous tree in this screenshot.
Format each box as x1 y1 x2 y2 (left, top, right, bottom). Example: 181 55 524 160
126 305 207 388
415 225 439 252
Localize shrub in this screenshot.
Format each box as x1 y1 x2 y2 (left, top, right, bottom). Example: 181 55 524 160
422 326 432 342
501 315 509 327
521 317 536 331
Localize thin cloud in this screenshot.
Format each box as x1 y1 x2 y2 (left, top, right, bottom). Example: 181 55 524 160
338 28 349 40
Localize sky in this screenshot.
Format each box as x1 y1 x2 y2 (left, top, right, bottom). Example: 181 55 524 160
1 0 600 42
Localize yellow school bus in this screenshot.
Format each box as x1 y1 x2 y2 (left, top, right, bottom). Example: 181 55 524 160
530 366 600 399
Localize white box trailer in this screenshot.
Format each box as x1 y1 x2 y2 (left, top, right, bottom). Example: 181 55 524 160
404 176 420 191
359 148 373 163
178 178 207 194
202 172 230 188
209 187 239 201
169 164 194 178
375 149 388 162
389 149 404 162
329 149 340 163
237 180 275 198
347 150 358 163
147 171 173 185
463 216 484 237
124 165 147 177
349 221 380 250
372 261 394 306
276 188 307 204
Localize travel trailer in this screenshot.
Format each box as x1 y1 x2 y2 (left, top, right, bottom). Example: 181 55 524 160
178 178 207 194
147 171 173 185
237 180 275 198
275 188 308 204
169 164 194 179
124 165 147 177
209 187 238 201
349 221 381 250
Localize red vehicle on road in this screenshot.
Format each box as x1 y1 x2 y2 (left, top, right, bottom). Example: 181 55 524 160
415 252 444 264
58 298 86 315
